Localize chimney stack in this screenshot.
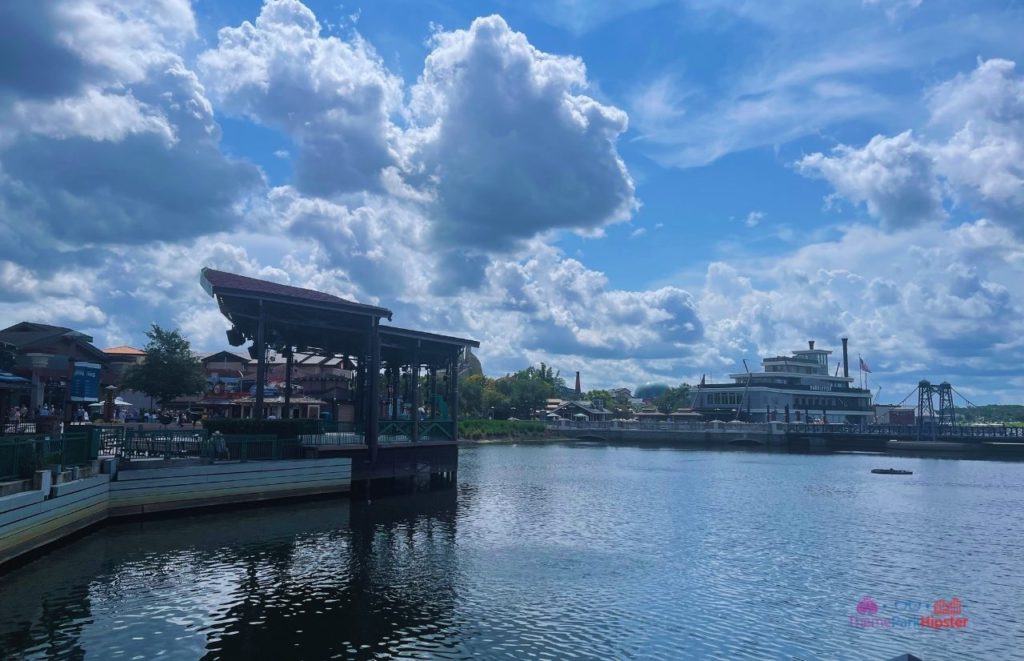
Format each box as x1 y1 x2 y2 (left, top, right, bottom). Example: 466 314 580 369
575 371 581 396
808 340 815 350
841 338 850 378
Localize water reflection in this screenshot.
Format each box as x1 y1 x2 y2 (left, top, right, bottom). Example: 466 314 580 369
2 445 1024 659
0 488 460 659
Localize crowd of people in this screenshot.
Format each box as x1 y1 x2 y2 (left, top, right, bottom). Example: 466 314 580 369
4 404 200 429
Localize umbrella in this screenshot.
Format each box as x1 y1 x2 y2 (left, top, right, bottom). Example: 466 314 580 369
88 398 135 407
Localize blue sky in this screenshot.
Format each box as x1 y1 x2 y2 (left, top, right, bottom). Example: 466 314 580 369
2 0 1024 402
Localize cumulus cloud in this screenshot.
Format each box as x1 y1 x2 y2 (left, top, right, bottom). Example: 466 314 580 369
928 59 1024 231
0 0 262 265
696 220 1024 397
480 245 701 360
797 131 945 228
403 15 636 256
198 0 402 195
798 59 1024 236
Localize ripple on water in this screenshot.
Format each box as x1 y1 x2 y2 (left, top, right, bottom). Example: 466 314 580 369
1 447 1023 659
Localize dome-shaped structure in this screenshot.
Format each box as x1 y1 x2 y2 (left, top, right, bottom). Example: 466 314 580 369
634 383 670 400
459 348 483 378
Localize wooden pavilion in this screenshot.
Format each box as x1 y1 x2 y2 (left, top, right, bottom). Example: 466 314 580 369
200 268 479 462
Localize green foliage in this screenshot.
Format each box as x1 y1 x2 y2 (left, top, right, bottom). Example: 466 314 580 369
954 405 1024 424
0 341 15 372
460 374 486 417
653 384 692 414
458 418 546 440
202 418 323 439
458 363 563 419
122 325 206 407
584 389 633 418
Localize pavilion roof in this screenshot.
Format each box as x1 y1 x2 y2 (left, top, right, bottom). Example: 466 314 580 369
201 268 392 319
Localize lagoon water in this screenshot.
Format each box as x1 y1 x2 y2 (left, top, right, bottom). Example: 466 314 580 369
2 443 1023 659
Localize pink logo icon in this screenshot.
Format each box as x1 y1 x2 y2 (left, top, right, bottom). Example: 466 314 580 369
856 597 879 614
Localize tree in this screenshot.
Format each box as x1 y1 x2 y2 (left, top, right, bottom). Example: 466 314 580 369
0 341 15 372
122 325 206 407
459 373 486 417
653 384 692 414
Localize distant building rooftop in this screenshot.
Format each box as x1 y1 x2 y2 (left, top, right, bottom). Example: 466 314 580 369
103 346 145 356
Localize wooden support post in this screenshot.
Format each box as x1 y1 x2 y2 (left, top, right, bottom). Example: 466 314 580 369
390 365 399 421
366 317 380 462
411 342 420 444
355 356 364 427
284 348 293 419
254 301 266 421
429 368 436 419
451 350 460 441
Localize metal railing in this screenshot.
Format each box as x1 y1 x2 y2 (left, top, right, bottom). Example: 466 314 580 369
550 420 780 434
0 431 100 481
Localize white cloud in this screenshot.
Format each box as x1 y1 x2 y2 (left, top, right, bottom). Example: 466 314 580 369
629 1 1022 167
797 131 945 228
695 220 1024 399
197 0 403 195
928 59 1024 231
744 211 765 228
0 0 263 262
402 15 636 258
798 59 1024 236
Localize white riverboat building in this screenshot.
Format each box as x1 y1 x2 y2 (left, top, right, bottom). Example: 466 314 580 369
693 340 873 424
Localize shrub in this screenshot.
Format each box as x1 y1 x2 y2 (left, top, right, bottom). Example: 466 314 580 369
458 419 546 440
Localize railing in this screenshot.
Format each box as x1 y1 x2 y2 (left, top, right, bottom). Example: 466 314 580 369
784 423 1024 438
418 420 454 441
321 421 356 434
298 432 364 446
380 420 414 444
100 429 209 459
0 431 100 481
550 420 780 434
2 422 37 436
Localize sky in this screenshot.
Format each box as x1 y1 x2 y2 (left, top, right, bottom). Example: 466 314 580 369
2 0 1024 403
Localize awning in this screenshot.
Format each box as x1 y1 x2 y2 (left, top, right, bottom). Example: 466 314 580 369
0 370 31 389
88 398 135 407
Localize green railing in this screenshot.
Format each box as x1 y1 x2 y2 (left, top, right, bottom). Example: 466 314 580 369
0 430 100 481
380 420 414 444
418 420 454 441
321 421 356 434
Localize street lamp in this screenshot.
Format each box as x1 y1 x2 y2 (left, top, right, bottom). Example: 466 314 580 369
104 384 117 423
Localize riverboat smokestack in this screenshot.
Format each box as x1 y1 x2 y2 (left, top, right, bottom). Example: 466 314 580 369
841 337 849 378
808 340 814 350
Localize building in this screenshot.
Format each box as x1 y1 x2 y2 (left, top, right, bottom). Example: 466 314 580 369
0 322 111 423
692 339 874 424
551 400 615 422
874 405 915 425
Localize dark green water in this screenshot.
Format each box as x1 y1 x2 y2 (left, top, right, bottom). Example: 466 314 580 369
2 443 1023 659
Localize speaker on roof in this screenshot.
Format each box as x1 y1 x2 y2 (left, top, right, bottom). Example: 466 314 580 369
226 327 245 346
